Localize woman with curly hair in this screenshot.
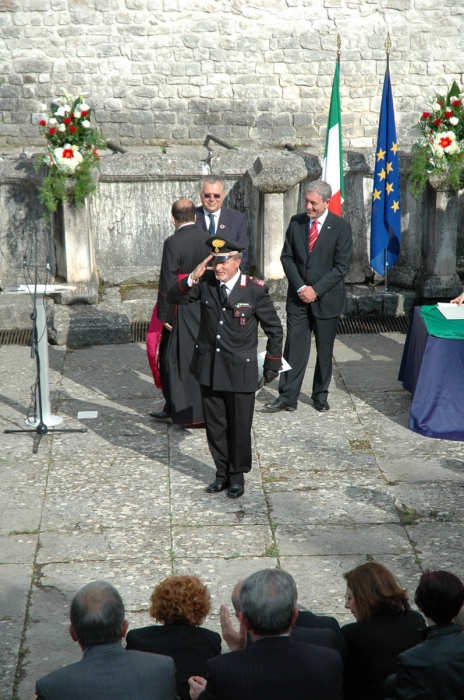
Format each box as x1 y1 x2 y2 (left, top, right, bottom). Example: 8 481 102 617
341 562 425 700
126 575 221 700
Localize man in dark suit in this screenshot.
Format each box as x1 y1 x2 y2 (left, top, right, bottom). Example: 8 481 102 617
195 175 249 271
148 199 210 425
34 581 176 700
188 569 343 700
167 237 282 499
266 180 352 414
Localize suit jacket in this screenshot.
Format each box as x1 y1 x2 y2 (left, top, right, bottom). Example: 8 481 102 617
199 635 343 700
195 206 249 271
341 610 426 700
157 223 211 325
35 643 177 700
294 609 348 659
126 624 221 700
245 625 344 658
167 271 283 392
281 210 353 318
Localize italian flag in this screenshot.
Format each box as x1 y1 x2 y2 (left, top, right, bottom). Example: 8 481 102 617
322 62 344 216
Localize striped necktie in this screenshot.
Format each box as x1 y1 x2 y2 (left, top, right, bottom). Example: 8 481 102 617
309 219 319 252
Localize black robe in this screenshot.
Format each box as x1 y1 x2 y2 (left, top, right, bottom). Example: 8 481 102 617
156 223 211 425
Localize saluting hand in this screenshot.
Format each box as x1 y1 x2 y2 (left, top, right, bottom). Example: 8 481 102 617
220 603 247 650
191 255 214 281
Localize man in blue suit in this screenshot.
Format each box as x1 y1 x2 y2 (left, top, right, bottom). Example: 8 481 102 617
266 180 352 414
195 176 249 271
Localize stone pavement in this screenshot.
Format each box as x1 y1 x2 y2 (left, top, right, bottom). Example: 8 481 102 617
1 333 464 700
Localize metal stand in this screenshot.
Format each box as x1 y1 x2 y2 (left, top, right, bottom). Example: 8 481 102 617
378 246 394 295
4 276 87 454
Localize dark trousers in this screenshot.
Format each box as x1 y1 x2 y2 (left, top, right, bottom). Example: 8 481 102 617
159 326 171 414
200 384 255 485
278 308 339 408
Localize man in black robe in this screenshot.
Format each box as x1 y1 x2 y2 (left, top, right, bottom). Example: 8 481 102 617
149 199 210 426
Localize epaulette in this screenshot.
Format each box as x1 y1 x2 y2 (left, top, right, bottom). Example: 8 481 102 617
248 275 265 287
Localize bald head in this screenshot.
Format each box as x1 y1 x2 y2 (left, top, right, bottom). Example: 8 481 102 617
171 199 196 226
231 580 243 615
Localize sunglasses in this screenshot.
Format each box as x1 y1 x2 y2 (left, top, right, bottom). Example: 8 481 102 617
202 193 222 199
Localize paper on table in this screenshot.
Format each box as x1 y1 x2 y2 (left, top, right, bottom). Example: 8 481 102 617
437 303 464 320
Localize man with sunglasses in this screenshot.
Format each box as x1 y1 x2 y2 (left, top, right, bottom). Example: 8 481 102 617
195 176 249 271
167 237 282 499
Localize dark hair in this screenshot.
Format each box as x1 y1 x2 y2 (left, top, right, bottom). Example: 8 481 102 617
343 562 410 621
415 571 464 624
149 576 211 626
240 569 297 636
171 199 196 223
70 581 125 646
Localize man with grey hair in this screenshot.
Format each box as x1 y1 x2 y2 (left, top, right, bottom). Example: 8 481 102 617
34 581 177 700
189 569 343 700
266 179 352 414
195 175 249 271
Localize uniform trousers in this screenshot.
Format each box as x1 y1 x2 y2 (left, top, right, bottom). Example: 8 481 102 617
278 306 340 408
159 326 171 415
200 384 255 485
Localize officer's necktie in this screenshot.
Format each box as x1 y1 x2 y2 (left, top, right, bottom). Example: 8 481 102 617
220 283 228 304
208 213 215 235
309 219 319 252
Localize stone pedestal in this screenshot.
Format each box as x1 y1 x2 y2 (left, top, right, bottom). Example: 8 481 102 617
53 193 98 304
248 152 308 280
415 177 461 298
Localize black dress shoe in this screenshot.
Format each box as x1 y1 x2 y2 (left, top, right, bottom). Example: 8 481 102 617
264 399 296 412
149 410 172 421
205 480 229 493
227 484 245 499
313 399 330 412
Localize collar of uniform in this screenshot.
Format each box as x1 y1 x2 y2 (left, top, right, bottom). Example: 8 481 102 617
310 208 329 228
221 268 241 295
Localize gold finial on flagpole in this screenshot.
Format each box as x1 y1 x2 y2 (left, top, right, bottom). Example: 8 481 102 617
337 34 341 58
385 32 392 55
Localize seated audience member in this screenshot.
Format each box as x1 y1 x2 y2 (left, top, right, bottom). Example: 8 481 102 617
126 575 221 700
220 578 346 659
393 570 464 700
189 568 343 700
35 580 176 700
342 562 425 700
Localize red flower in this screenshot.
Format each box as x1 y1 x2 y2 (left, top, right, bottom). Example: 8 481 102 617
445 111 452 118
433 119 441 126
421 112 430 119
69 112 74 118
62 148 74 159
452 99 460 107
69 125 77 133
63 117 72 125
437 101 443 106
81 110 88 117
39 119 47 126
49 127 57 135
439 136 453 149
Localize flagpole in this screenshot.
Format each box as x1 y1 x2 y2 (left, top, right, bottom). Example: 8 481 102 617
383 32 392 295
337 34 341 68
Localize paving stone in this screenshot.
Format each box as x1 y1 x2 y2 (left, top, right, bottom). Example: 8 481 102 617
387 482 464 523
275 524 410 556
262 467 384 493
378 456 464 483
0 564 33 700
172 525 272 558
405 522 464 580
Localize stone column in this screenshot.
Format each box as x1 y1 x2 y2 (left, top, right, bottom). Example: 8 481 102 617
53 193 98 304
415 176 462 298
247 152 308 281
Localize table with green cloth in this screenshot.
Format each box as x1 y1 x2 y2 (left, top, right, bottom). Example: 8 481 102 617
398 305 464 440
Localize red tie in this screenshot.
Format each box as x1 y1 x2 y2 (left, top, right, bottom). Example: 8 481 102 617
309 219 318 252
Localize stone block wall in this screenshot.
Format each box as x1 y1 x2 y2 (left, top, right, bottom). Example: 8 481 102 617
1 0 463 148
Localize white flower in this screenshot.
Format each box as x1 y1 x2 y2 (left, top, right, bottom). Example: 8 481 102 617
80 103 90 111
56 107 66 116
58 123 66 132
40 103 47 111
433 102 442 112
63 104 71 113
74 111 82 119
53 144 83 172
81 120 90 128
434 145 444 158
450 116 459 126
48 117 57 125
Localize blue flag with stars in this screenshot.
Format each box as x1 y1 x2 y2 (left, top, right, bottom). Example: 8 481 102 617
370 67 401 277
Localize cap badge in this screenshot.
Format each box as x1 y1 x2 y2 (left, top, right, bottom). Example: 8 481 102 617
211 238 226 253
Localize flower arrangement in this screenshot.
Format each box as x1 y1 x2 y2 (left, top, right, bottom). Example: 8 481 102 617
34 89 107 213
410 81 464 195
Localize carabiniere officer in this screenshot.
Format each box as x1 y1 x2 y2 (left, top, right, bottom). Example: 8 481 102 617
167 237 283 499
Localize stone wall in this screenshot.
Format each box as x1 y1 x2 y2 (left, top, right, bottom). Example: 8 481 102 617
1 0 463 148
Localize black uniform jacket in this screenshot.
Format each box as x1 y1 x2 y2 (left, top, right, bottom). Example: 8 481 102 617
195 206 249 270
167 271 283 393
157 223 211 325
281 210 353 319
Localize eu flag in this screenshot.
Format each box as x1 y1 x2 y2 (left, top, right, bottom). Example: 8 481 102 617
370 68 401 277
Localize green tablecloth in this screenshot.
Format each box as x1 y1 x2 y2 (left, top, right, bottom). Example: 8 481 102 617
420 305 464 339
